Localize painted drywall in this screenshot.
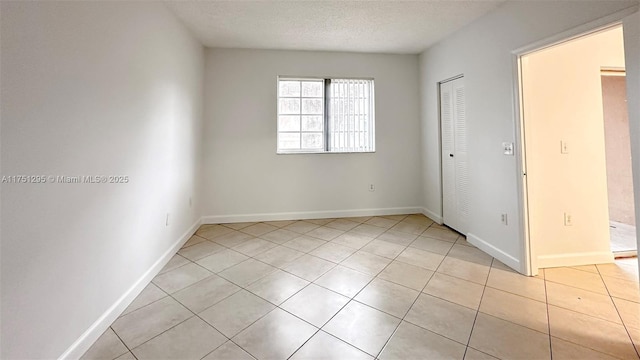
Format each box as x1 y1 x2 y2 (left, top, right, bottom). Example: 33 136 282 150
623 11 640 273
418 1 639 271
602 75 635 225
522 27 625 267
202 49 422 221
0 2 204 358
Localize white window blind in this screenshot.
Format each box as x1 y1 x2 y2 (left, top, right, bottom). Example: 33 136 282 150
277 77 375 154
328 79 375 153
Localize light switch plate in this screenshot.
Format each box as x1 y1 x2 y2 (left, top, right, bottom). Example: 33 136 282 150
502 142 514 155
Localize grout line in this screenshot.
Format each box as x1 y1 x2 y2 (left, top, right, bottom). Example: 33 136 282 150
542 268 553 360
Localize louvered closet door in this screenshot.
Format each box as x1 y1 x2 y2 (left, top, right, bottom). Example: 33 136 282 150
440 77 467 234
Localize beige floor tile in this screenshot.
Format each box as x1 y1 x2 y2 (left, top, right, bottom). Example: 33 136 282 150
182 235 207 248
545 267 608 294
196 249 249 273
211 231 253 248
396 247 445 271
263 220 296 228
178 241 225 261
469 313 550 360
390 221 429 235
551 337 621 360
376 229 418 246
323 301 400 356
231 238 277 257
403 214 434 227
438 257 490 285
80 328 128 360
355 278 419 318
627 326 640 356
455 237 476 248
479 287 548 333
291 331 373 360
283 235 326 252
447 244 493 266
347 216 373 223
377 260 434 291
159 254 191 275
241 223 279 237
121 283 166 316
260 228 299 244
283 220 321 234
306 226 345 241
360 240 405 259
365 216 399 229
571 264 599 273
112 297 192 349
152 263 212 293
114 352 135 360
379 321 466 360
351 223 387 238
463 347 498 359
424 273 484 310
221 222 256 230
332 232 375 249
310 242 357 263
282 254 336 281
314 265 373 298
233 308 317 360
132 317 226 360
172 275 240 313
201 341 254 360
254 246 305 268
546 281 621 324
598 260 639 282
422 227 460 242
199 290 275 337
548 305 637 359
410 236 454 255
246 270 309 305
486 267 546 302
306 218 335 226
196 225 234 240
341 251 392 276
217 259 277 287
614 296 640 330
326 219 360 231
405 293 476 344
603 275 640 303
281 284 349 327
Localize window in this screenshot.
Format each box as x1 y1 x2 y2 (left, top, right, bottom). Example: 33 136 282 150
277 77 375 154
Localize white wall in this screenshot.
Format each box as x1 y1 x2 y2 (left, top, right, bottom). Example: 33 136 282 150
522 27 625 268
202 49 421 222
623 11 640 273
418 1 639 271
0 2 204 358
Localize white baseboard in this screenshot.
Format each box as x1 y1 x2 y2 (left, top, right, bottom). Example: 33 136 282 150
420 207 442 224
202 207 424 224
467 233 521 271
59 219 202 360
537 251 614 269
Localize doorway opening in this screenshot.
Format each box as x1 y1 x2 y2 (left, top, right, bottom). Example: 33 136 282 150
601 68 636 257
518 24 635 271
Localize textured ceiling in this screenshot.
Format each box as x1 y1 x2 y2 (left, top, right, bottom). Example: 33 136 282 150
164 1 505 54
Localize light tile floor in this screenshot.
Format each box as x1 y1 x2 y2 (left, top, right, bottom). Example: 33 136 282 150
82 214 640 360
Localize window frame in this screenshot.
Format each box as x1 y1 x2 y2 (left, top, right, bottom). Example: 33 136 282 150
276 76 376 155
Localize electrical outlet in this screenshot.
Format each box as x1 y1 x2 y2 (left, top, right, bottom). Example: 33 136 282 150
369 184 375 192
166 213 170 227
502 142 514 156
501 213 508 225
561 141 569 154
564 212 572 226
